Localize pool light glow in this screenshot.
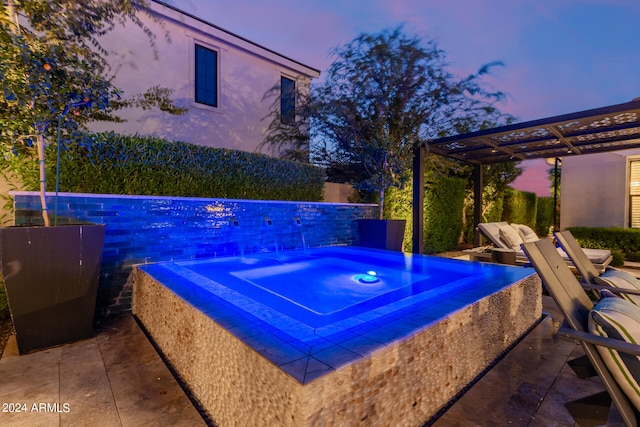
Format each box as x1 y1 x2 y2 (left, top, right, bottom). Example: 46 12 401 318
354 271 380 284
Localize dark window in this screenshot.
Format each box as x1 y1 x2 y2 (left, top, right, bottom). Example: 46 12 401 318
281 76 295 125
195 44 218 107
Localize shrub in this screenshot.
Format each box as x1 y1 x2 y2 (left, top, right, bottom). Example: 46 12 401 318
502 188 537 228
567 226 640 265
610 249 626 267
424 175 466 253
483 191 504 223
48 132 325 201
384 182 413 252
535 197 555 236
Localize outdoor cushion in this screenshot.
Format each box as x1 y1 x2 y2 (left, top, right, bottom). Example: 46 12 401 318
598 269 640 305
582 248 613 265
477 222 510 249
498 225 523 250
589 296 640 411
514 224 539 243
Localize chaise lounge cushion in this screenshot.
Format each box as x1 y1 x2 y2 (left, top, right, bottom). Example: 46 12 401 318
581 248 613 265
477 222 510 249
589 296 640 411
511 223 539 243
478 222 611 267
498 225 523 250
597 269 640 305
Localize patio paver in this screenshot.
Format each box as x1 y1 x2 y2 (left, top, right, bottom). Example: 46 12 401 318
0 296 610 426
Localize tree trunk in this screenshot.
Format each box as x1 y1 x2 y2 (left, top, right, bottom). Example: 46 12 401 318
37 134 50 226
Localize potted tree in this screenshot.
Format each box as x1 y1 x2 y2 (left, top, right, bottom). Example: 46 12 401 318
310 29 429 251
352 135 410 251
0 0 184 353
307 28 511 252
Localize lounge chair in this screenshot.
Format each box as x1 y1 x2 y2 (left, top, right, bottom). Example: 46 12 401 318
522 239 640 426
474 222 612 270
555 230 640 303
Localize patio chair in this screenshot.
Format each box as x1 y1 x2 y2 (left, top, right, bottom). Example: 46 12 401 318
522 239 640 426
555 230 640 303
474 222 612 270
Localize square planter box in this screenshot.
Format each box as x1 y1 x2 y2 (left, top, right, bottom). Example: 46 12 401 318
0 223 105 354
356 219 406 252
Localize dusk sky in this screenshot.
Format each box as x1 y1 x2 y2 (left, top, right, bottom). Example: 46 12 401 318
165 0 640 197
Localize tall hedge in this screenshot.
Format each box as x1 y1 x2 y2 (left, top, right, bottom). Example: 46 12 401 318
535 197 555 236
502 188 537 227
384 182 413 252
48 132 325 201
424 175 466 253
483 191 504 223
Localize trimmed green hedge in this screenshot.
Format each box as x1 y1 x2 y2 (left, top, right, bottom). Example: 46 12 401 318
567 227 640 265
384 183 413 252
384 174 466 253
483 191 504 224
502 188 537 228
535 197 555 236
424 175 466 253
48 132 325 201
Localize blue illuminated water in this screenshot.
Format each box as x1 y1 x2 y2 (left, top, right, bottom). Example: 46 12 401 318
139 246 534 383
175 246 523 328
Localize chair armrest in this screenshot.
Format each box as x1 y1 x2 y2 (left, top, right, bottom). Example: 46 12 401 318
582 282 640 296
557 327 640 356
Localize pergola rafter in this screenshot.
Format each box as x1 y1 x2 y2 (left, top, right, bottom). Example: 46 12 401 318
412 99 640 254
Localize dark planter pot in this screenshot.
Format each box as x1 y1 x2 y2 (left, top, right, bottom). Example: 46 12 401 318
356 219 406 252
0 223 105 354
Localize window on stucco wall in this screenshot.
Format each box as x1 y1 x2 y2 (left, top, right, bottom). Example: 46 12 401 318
280 76 295 125
195 44 218 107
630 160 640 228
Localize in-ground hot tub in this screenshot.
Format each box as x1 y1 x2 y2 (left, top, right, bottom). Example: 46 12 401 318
133 246 541 426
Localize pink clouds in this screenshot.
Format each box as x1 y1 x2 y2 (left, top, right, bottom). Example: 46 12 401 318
511 159 553 197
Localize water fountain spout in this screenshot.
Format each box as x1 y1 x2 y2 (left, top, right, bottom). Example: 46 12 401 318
229 217 244 256
293 217 307 251
262 217 279 254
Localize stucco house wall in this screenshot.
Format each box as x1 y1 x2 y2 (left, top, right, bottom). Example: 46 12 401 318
561 149 640 228
88 0 320 152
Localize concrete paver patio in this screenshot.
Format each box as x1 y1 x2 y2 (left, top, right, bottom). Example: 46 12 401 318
0 316 205 427
0 297 608 426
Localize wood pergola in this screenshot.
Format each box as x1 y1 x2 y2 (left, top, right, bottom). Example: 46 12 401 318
411 98 640 254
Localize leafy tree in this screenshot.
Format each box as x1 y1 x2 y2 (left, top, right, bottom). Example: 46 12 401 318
0 0 185 225
549 158 561 198
263 27 515 219
259 81 313 163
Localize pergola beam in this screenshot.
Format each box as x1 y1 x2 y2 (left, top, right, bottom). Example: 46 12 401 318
411 99 640 254
549 126 582 155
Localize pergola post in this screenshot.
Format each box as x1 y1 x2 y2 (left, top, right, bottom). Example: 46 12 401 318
412 144 425 254
473 163 483 247
553 157 560 231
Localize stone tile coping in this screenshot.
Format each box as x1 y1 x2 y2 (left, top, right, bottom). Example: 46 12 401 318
10 190 376 207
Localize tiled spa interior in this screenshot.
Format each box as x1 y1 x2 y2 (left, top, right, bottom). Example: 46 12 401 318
132 250 540 426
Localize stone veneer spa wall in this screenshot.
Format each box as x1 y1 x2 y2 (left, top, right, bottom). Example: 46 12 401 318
133 260 541 426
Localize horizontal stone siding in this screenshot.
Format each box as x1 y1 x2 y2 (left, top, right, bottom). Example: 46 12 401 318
11 192 376 317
